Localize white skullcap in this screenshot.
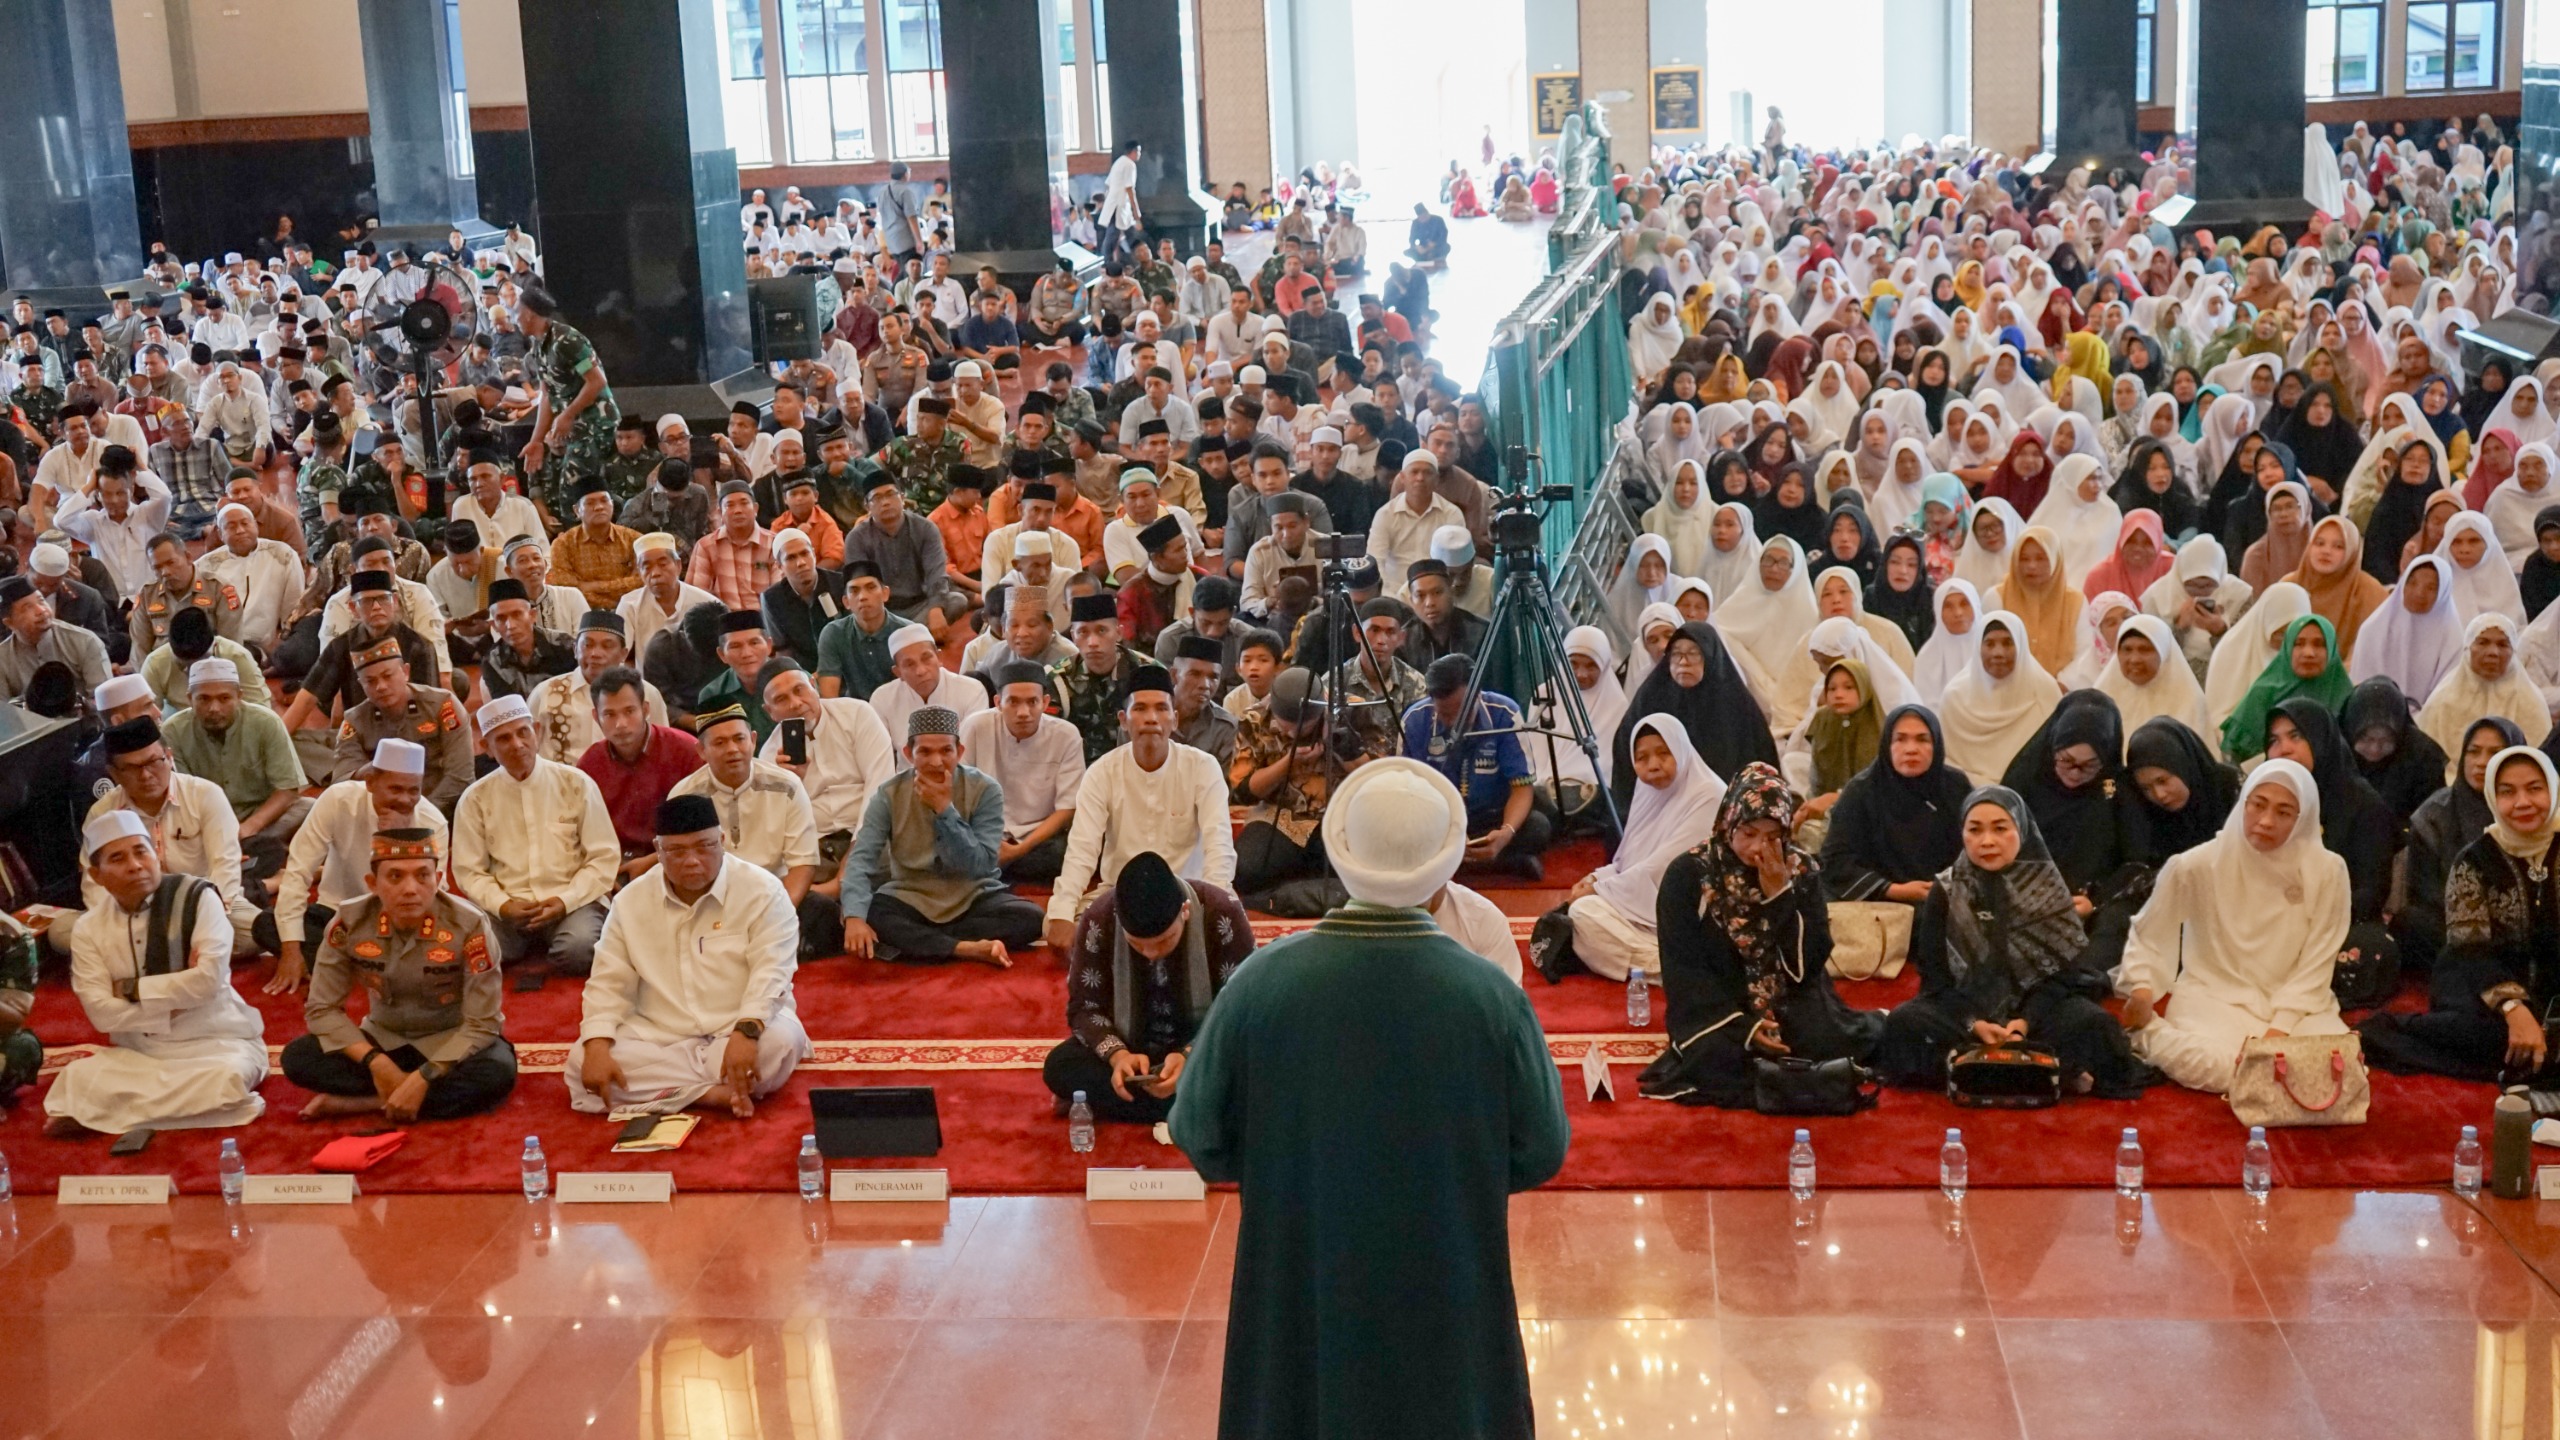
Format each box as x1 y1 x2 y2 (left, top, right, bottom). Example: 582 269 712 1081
656 413 687 435
1404 449 1440 472
887 622 936 656
477 694 533 733
772 527 814 560
370 737 427 776
27 542 68 577
1205 361 1233 379
83 810 152 862
1013 530 1053 559
1430 525 1474 564
1309 426 1344 447
953 360 985 380
773 426 805 449
223 251 243 265
216 502 255 528
1319 757 1468 908
187 657 240 691
633 531 681 562
1238 364 1267 386
94 674 153 712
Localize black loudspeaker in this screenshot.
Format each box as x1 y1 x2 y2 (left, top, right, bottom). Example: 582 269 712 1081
811 1084 943 1158
750 274 822 363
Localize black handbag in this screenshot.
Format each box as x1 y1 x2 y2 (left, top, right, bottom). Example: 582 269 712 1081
1752 1055 1880 1116
1947 1042 2064 1108
2329 922 2401 1010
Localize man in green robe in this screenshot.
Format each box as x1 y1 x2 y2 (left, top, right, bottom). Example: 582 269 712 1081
1171 756 1568 1438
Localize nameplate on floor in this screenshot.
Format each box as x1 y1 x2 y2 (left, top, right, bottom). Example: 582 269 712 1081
1086 1168 1207 1202
831 1169 949 1202
242 1174 358 1205
556 1172 675 1204
2538 1165 2560 1201
59 1175 173 1205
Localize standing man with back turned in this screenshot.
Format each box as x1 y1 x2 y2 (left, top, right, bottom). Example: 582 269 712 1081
1170 757 1569 1438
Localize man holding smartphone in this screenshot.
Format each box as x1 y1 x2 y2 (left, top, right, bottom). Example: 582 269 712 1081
1042 850 1252 1124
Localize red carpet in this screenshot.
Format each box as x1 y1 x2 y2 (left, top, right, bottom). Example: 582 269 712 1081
0 926 2503 1195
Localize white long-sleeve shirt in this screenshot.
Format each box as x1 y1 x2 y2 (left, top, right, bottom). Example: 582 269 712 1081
451 757 621 915
199 536 306 648
272 781 449 939
54 475 174 601
670 760 819 878
83 777 258 933
70 883 264 1044
957 708 1085 837
1045 742 1235 922
758 696 896 835
868 670 990 766
619 581 722 661
578 858 799 1045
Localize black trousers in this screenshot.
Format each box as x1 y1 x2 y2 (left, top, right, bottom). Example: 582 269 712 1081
1876 980 2148 1097
279 1034 519 1119
798 891 844 959
867 891 1045 962
1044 1037 1176 1124
1235 821 1325 894
1464 798 1555 856
1001 832 1070 885
252 902 336 959
2361 1006 2560 1085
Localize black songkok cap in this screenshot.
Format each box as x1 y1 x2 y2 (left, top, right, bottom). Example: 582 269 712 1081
1114 850 1185 937
655 794 720 835
104 714 163 756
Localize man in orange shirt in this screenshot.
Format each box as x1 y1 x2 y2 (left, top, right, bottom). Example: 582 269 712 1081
1046 455 1110 576
928 465 992 604
772 473 846 568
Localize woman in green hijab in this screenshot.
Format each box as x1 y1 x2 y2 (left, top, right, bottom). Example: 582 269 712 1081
2219 614 2352 761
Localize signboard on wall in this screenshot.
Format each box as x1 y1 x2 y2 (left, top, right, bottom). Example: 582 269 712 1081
1534 73 1583 137
1651 67 1702 132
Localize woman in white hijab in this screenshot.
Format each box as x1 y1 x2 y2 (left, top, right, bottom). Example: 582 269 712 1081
2346 552 2466 704
1641 459 1716 578
2027 453 2124 588
2484 374 2559 449
2417 612 2554 761
2205 580 2315 731
1562 714 1727 982
2098 614 2216 750
2041 409 2108 470
2141 534 2252 681
1789 361 1861 449
2194 393 2262 495
1717 534 1821 693
1913 579 1982 704
2135 392 2202 493
1953 496 2025 595
2116 759 2349 1094
1976 345 2045 419
2059 590 2140 689
1646 404 1713 482
1699 501 1763 602
1871 438 1932 536
1937 610 2065 782
2486 441 2560 567
1629 293 1685 387
2436 511 2527 626
1812 565 1918 674
1622 601 1684 698
1606 534 1675 642
1539 626 1631 791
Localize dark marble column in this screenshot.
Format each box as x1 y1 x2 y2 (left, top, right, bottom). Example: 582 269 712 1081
516 0 752 398
2049 0 2141 178
0 0 142 291
1102 0 1210 253
2183 0 2313 230
359 0 493 246
942 0 1068 287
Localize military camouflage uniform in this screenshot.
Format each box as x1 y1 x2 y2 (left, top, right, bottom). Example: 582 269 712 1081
526 318 621 519
0 913 40 1097
881 428 968 515
1050 646 1147 763
599 446 664 508
15 383 62 441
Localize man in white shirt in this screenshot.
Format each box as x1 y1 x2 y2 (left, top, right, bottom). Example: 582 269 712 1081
527 611 669 764
958 659 1083 881
1239 494 1325 620
758 661 895 849
672 705 828 957
53 461 173 603
188 294 249 352
199 502 306 654
43 811 269 1138
1116 366 1201 449
449 452 545 548
450 694 621 987
259 737 448 985
84 714 263 956
619 531 722 662
29 405 109 528
1365 450 1466 592
1098 140 1142 263
868 622 988 760
1042 667 1235 948
1205 287 1264 368
1100 463 1204 581
571 792 810 1118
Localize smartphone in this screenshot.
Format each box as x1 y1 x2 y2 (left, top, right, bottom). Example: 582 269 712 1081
616 1115 661 1146
780 717 809 766
110 1129 156 1156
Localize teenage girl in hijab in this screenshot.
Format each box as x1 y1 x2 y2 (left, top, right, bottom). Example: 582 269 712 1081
2286 514 2389 660
2341 677 2450 823
2347 553 2466 703
1874 784 2154 1097
1698 499 1763 602
2223 614 2354 761
2115 759 2351 1095
1866 533 1936 652
1609 621 1778 815
2387 715 2528 976
1640 459 1715 577
1819 703 1976 904
1605 534 1675 640
2124 716 2243 865
1913 580 1981 704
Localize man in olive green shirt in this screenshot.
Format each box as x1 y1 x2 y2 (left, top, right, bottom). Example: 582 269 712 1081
160 656 309 881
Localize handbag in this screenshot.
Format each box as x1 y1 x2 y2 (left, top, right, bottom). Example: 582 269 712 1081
2328 923 2401 1010
1825 900 1912 981
1751 1055 1880 1116
2229 1033 2370 1128
1947 1042 2064 1108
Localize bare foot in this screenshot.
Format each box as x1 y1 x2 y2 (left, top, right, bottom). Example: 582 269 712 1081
43 1115 96 1140
693 1084 756 1119
954 940 1013 969
300 1093 383 1121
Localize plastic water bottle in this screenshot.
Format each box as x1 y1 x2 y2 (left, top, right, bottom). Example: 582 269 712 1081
2241 1125 2273 1197
2115 1127 2145 1198
1625 967 1651 1028
520 1136 549 1201
1938 1128 1968 1200
1069 1091 1096 1154
798 1135 825 1199
2454 1126 2486 1197
218 1138 245 1203
0 1146 12 1203
1788 1129 1816 1199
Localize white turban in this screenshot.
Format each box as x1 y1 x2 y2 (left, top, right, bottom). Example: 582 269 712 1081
1320 757 1468 908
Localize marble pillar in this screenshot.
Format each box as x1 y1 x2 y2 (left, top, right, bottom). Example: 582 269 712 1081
0 0 143 292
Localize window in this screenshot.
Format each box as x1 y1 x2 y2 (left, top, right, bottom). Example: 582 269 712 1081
2407 1 2499 90
1059 10 1080 153
2304 0 2382 98
1091 0 1112 152
720 0 773 166
886 0 947 159
2135 0 2156 106
446 0 477 176
781 0 873 161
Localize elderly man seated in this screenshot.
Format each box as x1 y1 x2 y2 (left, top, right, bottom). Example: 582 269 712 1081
571 794 812 1118
85 714 264 956
451 694 622 988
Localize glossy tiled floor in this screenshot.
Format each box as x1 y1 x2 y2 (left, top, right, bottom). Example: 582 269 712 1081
4 1186 2557 1438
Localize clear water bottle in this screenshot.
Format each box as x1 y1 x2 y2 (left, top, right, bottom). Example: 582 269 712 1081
1938 1128 1968 1201
1069 1091 1096 1153
798 1135 824 1200
520 1135 549 1201
0 1145 12 1203
1788 1129 1816 1199
2454 1125 2486 1197
2242 1125 2273 1197
218 1138 245 1203
2115 1127 2145 1198
1626 967 1651 1028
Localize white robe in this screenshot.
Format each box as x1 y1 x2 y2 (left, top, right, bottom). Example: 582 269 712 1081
45 882 268 1133
1431 881 1522 984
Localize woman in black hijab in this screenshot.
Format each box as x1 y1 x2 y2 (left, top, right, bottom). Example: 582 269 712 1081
2210 435 2289 561
1821 703 1976 903
1911 347 1954 431
2397 715 2528 973
2276 385 2364 499
1754 462 1826 553
2340 677 2448 823
1745 422 1800 496
2123 716 2241 866
2109 437 2200 539
2460 355 2515 433
2255 368 2311 439
1609 621 1777 813
1999 691 2138 896
1817 499 1882 589
1866 533 1935 650
2265 695 2401 925
2521 505 2560 620
2359 436 2447 584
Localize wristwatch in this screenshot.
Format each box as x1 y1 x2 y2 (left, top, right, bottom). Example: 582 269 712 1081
2501 998 2527 1017
733 1019 766 1041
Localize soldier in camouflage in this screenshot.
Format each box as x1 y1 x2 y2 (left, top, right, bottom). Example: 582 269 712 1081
516 285 621 521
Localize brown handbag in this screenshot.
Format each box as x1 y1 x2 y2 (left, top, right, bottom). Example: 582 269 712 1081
2228 1034 2371 1128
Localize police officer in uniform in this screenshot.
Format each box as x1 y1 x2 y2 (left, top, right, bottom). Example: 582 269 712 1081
282 827 515 1120
334 638 475 807
128 532 244 660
